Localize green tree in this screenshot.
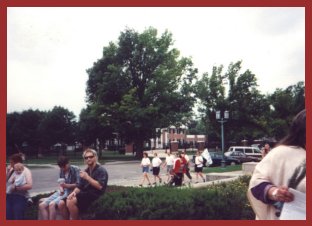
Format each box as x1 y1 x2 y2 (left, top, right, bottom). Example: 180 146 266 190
38 106 76 153
86 27 197 157
195 61 271 146
78 106 114 158
6 109 45 155
267 81 305 140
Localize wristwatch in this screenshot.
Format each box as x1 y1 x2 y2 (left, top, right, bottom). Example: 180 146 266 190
272 188 278 200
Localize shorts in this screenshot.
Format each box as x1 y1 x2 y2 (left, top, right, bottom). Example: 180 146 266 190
195 165 203 173
166 165 173 173
43 190 69 206
152 167 160 176
142 166 149 173
76 191 99 212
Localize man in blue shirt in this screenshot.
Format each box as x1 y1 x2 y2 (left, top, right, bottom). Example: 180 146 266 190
66 148 108 220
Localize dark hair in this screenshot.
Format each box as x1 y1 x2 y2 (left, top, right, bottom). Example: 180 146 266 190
9 153 23 163
278 109 306 149
57 156 69 167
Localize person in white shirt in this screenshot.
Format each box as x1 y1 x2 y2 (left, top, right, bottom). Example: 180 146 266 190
139 152 152 187
162 150 175 184
194 151 205 183
151 153 163 185
181 150 192 184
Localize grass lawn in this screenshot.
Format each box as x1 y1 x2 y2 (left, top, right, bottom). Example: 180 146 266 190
203 164 242 173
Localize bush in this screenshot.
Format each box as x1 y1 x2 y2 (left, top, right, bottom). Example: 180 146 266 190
25 177 255 220
83 175 254 220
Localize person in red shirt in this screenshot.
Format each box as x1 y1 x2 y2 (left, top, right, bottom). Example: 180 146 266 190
170 152 184 186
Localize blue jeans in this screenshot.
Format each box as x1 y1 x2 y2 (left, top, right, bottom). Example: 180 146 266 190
6 194 27 220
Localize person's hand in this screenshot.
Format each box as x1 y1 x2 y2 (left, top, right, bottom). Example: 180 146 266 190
79 171 90 180
269 186 294 202
10 184 16 192
67 191 76 200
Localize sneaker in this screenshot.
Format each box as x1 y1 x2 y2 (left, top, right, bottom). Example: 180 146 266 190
139 184 143 187
152 182 156 185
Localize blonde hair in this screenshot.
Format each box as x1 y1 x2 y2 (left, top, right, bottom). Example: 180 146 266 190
82 148 99 163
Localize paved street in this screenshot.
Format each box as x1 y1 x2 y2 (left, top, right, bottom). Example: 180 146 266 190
29 160 170 196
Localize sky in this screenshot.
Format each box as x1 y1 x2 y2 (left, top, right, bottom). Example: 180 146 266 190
7 7 305 118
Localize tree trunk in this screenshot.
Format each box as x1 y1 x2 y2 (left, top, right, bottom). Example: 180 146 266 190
134 140 145 158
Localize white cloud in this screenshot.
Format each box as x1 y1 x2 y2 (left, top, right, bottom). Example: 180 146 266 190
7 7 305 117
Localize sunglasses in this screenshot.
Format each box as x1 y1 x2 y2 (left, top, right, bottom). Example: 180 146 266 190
84 155 94 160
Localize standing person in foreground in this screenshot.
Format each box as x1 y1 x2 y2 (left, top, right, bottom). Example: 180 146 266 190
6 154 33 220
66 149 108 220
151 152 163 185
247 109 306 220
139 152 152 187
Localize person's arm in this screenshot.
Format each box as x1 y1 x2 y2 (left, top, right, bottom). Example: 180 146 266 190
67 187 81 200
79 171 103 190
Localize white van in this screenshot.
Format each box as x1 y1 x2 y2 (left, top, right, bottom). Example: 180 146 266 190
224 146 262 159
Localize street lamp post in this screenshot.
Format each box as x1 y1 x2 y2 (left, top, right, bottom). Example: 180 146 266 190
216 110 229 168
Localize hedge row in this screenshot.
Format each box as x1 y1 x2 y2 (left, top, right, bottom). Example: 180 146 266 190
84 175 254 220
25 176 254 220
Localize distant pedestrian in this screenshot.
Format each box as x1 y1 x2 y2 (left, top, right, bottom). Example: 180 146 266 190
151 153 163 185
194 151 205 183
162 150 174 184
66 149 108 220
169 152 184 186
261 143 271 158
139 152 152 187
181 150 192 184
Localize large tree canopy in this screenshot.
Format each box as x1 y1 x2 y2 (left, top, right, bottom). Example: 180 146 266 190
85 27 198 156
195 60 305 146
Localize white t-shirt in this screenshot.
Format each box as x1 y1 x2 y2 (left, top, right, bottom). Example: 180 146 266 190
141 157 151 166
195 156 203 167
165 155 174 166
184 154 190 162
152 157 162 167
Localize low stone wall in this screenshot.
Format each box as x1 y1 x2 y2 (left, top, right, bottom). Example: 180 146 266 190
242 162 258 175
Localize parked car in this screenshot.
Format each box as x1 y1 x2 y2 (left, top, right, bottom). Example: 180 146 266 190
224 146 262 158
227 151 261 163
208 152 240 167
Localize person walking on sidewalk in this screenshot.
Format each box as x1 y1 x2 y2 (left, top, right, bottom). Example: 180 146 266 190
163 150 174 184
66 148 108 220
139 152 152 187
194 151 205 183
169 152 185 186
151 153 163 185
181 150 192 184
